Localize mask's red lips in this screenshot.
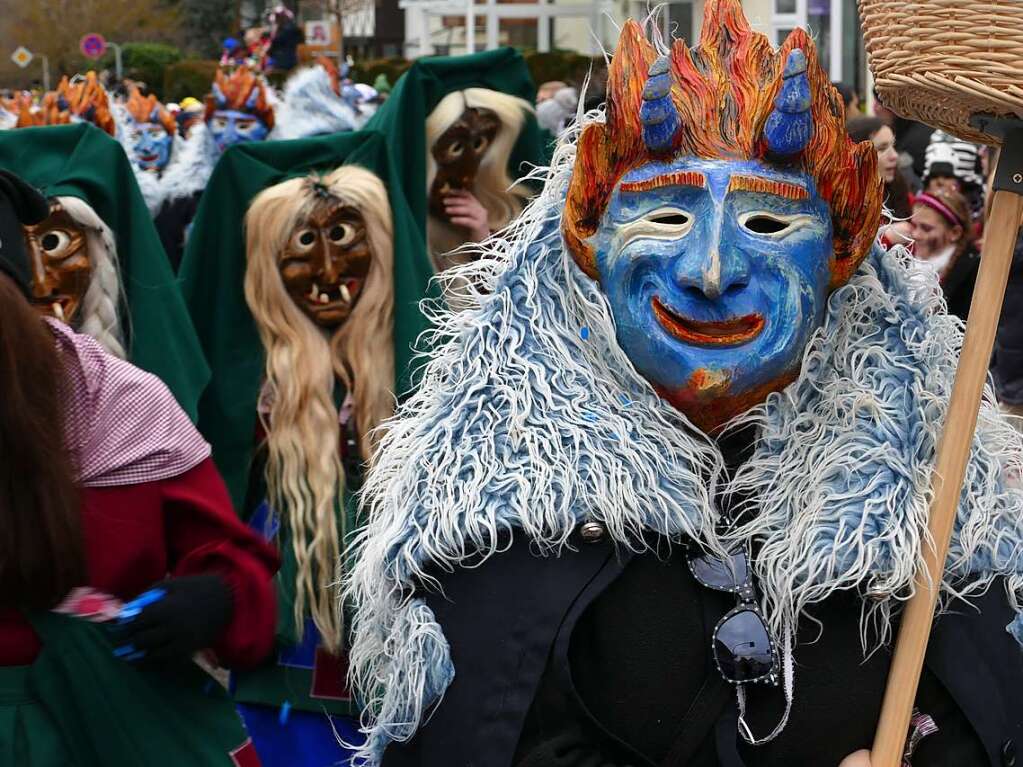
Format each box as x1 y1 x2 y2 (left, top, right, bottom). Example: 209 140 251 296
652 297 765 347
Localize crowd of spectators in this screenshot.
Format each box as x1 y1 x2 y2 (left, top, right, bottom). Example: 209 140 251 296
838 83 1022 416
220 5 304 74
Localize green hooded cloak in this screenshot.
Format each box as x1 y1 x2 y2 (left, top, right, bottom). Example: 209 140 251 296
365 47 547 240
179 129 435 513
0 123 209 420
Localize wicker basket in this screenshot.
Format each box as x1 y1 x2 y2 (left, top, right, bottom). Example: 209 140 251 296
858 0 1023 145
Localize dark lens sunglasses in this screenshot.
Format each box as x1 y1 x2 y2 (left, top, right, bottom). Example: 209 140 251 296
686 545 779 686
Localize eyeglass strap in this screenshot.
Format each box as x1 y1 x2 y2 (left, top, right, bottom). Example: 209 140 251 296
735 629 793 746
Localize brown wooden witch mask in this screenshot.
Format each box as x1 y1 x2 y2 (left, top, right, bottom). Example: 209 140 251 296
22 203 90 323
277 191 372 329
428 105 502 221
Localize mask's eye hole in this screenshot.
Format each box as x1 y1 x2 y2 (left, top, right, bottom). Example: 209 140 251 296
40 230 72 257
328 223 355 246
647 211 691 226
744 215 788 234
742 214 798 236
293 229 317 250
448 141 464 158
473 136 489 153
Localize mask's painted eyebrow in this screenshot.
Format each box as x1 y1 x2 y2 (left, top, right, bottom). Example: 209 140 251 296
619 170 707 194
727 175 809 201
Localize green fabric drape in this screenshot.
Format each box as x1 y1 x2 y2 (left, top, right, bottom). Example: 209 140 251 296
179 130 435 511
15 611 250 766
0 123 210 421
365 47 547 239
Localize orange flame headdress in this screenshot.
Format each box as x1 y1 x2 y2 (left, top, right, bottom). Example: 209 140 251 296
563 0 881 288
2 92 50 128
125 85 176 135
52 72 117 136
5 74 114 134
204 67 275 129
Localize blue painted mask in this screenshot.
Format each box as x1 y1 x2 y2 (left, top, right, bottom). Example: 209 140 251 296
130 121 173 172
592 157 833 432
208 109 269 153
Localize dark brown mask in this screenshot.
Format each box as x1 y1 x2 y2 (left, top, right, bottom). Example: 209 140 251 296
22 204 91 323
278 199 372 329
428 106 501 220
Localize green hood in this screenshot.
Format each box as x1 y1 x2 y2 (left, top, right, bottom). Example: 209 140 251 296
0 123 210 421
178 130 435 510
364 47 547 239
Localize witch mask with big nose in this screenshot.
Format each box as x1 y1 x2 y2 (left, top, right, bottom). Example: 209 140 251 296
22 203 90 324
428 105 501 221
277 190 372 329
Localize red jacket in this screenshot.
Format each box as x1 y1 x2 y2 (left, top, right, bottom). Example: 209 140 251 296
0 458 279 668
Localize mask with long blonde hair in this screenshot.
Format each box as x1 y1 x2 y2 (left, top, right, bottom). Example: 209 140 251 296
244 165 394 650
425 88 534 267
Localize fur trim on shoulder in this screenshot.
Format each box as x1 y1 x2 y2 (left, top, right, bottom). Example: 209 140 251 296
728 246 1023 643
159 122 217 206
271 64 365 140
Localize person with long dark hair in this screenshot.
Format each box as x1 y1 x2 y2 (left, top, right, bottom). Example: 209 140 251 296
848 115 914 221
0 169 278 766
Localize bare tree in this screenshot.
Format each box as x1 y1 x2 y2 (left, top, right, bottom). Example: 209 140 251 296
8 0 179 77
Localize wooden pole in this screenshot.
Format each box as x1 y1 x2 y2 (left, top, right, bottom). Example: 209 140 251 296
871 184 1023 766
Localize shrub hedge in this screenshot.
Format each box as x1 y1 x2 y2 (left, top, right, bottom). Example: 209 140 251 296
152 47 607 104
103 43 183 97
162 59 219 103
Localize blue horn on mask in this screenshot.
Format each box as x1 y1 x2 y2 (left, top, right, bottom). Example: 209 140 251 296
641 55 679 154
245 85 260 110
763 49 812 156
212 83 227 109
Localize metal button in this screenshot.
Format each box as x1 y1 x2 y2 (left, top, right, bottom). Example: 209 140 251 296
579 521 606 543
865 586 889 602
1003 739 1016 767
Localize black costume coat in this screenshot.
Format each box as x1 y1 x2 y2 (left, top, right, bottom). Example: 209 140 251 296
383 526 1023 767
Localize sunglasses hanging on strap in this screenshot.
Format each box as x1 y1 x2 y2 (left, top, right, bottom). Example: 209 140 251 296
685 542 794 745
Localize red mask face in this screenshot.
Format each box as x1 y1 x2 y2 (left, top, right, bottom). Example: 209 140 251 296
22 204 91 323
428 107 501 221
277 199 372 328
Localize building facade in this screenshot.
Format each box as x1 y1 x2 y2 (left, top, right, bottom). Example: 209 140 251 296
401 0 867 93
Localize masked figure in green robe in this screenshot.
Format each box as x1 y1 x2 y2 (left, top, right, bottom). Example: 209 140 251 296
178 130 434 767
365 48 546 272
0 122 210 419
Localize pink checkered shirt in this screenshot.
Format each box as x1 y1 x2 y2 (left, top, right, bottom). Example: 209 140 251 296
47 319 210 488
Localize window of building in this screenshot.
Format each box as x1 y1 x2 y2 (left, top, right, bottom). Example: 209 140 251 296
771 0 843 81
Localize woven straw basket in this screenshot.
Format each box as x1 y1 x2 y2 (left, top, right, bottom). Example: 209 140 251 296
858 0 1023 144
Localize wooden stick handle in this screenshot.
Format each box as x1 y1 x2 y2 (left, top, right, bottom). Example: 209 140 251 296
871 188 1023 767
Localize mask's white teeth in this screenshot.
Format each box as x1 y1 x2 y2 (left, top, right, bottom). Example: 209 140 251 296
339 283 351 303
52 302 65 322
309 282 319 300
318 292 329 304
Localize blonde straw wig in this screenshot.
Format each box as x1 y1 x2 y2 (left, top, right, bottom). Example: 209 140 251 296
244 165 395 650
57 196 126 359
